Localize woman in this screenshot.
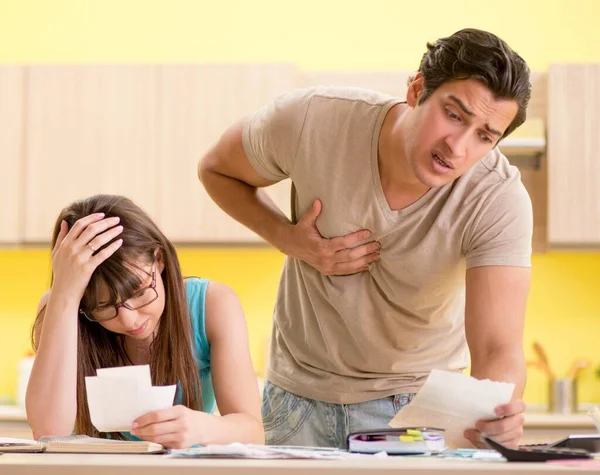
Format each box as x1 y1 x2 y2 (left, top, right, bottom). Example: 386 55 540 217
26 194 264 448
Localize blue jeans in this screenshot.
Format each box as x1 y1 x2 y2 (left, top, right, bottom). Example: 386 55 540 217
261 380 415 449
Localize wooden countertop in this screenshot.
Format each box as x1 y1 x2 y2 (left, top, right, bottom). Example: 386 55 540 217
1 453 597 475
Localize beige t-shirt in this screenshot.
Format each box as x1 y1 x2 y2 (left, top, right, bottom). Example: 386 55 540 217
242 86 533 404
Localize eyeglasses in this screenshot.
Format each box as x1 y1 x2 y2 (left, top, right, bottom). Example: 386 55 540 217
79 264 158 323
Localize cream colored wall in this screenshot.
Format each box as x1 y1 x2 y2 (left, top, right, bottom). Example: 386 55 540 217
1 249 599 406
1 0 599 71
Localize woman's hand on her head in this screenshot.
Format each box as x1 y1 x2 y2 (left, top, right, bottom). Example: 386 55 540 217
51 213 124 300
130 405 213 449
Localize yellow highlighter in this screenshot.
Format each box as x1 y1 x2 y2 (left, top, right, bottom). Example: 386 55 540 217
347 427 446 455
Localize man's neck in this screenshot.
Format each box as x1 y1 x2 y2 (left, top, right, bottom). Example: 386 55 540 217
378 104 430 210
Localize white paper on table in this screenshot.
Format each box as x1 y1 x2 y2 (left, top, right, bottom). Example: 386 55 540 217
0 437 42 446
85 368 176 433
170 443 370 459
389 369 515 449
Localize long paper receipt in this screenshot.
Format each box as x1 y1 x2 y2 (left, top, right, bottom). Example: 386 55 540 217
388 369 515 449
85 365 176 433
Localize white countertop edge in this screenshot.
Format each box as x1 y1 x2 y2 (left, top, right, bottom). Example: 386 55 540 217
524 413 596 428
0 405 596 428
0 405 27 422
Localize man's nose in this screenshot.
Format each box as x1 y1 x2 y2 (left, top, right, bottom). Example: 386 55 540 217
445 130 469 157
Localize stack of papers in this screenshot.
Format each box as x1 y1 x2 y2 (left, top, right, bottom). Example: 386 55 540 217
438 449 505 461
85 365 176 433
170 443 375 459
389 370 514 448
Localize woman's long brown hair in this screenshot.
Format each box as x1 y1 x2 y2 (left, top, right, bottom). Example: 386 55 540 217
31 194 201 438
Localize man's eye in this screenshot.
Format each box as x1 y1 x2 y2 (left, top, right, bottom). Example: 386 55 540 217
446 109 460 121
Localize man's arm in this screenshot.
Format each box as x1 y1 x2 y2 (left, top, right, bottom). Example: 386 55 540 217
198 120 294 251
466 265 530 392
199 117 380 275
464 265 531 447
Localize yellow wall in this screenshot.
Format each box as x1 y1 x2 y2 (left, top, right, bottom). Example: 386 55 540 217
0 0 599 406
1 0 600 71
1 249 599 406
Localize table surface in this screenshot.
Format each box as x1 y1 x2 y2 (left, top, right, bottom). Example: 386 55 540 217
1 453 599 475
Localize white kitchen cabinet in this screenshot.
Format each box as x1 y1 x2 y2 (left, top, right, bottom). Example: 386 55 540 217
1 65 560 245
157 64 297 242
19 64 296 244
22 66 160 242
0 67 25 243
548 64 600 245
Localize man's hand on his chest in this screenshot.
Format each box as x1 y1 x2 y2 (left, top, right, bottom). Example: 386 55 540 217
286 199 381 276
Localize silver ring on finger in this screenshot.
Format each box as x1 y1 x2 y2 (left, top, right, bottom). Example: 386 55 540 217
87 243 96 252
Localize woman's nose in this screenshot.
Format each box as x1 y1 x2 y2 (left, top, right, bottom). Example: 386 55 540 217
116 306 138 327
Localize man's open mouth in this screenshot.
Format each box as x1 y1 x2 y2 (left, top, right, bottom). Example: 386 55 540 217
432 152 451 168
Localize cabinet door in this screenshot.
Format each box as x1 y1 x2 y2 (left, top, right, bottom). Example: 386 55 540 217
158 64 297 242
23 66 159 242
0 66 24 243
548 64 600 245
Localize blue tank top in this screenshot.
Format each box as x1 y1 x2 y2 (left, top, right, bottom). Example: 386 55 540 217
185 277 216 414
118 278 215 440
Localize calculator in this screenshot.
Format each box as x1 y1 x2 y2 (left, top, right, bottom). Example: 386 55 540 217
482 436 594 462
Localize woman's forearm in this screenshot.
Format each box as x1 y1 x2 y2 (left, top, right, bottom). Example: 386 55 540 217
26 292 80 438
200 413 265 446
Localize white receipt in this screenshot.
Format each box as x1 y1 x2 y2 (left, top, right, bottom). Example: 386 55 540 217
85 365 176 433
389 369 515 448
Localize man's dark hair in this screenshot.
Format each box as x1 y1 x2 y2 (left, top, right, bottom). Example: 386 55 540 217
415 28 531 138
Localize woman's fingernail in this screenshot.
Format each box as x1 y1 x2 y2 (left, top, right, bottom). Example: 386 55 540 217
131 422 139 429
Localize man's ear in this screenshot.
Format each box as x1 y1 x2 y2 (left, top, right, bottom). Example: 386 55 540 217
406 72 425 107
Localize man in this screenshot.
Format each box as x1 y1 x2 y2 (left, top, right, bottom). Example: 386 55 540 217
199 28 533 449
